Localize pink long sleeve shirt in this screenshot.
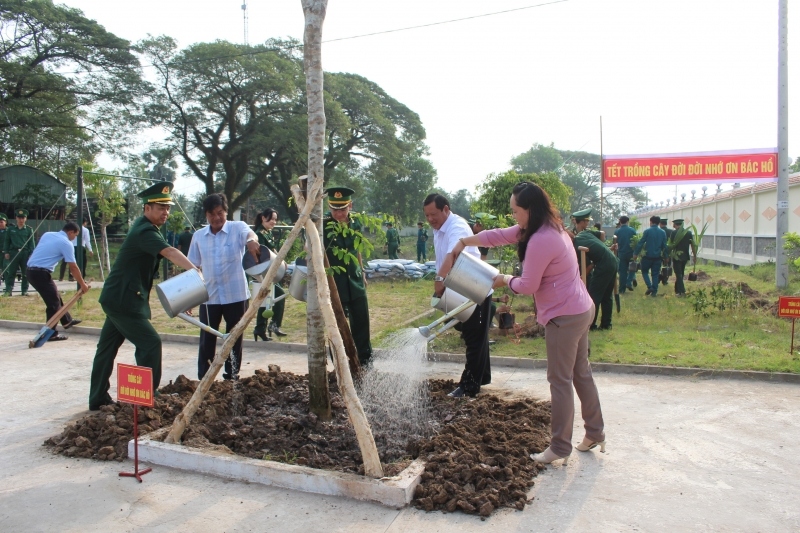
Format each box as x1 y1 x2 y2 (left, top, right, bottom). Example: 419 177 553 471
478 224 594 325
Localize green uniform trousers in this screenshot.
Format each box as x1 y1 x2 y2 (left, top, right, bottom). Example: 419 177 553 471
254 284 286 334
89 310 162 409
342 295 373 365
387 244 399 259
588 268 616 329
673 260 687 294
4 251 29 294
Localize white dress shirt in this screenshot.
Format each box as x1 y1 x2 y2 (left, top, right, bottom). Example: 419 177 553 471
69 226 93 252
433 212 480 274
188 220 251 305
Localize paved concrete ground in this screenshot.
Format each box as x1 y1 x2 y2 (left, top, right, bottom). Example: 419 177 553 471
1 326 798 532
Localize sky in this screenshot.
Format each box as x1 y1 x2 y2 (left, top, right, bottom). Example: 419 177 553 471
58 0 798 207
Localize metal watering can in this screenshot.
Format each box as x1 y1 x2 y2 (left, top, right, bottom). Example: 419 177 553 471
419 253 499 342
156 269 229 340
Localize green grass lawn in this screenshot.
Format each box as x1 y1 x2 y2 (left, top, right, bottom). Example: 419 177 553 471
3 257 799 373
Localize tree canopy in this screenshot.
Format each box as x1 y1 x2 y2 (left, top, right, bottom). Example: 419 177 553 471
473 170 571 219
140 37 431 219
0 0 145 181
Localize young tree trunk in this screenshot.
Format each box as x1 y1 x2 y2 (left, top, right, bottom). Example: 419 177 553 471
295 186 383 478
101 224 111 273
302 0 331 420
165 181 324 444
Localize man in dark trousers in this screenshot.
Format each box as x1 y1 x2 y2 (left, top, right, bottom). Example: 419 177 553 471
88 182 198 411
633 215 667 297
177 226 193 256
0 213 7 285
424 193 491 397
26 222 90 341
385 221 400 259
416 221 428 262
323 187 373 366
658 217 673 286
667 219 696 297
573 209 618 330
614 215 637 292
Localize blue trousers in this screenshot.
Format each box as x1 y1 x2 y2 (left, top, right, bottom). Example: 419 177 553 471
618 254 635 292
640 257 662 293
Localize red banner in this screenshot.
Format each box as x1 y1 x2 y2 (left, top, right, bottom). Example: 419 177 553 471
778 296 800 319
117 363 154 407
602 149 777 187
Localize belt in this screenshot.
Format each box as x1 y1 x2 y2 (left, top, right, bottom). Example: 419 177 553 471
27 267 53 272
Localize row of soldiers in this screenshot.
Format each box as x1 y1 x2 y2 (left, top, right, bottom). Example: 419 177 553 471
568 208 697 331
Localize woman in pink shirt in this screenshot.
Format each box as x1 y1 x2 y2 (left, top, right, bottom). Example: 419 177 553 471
451 182 605 464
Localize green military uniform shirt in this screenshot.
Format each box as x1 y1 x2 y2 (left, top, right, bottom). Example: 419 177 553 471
324 215 367 303
257 228 281 250
385 227 399 246
574 229 618 276
99 216 170 319
668 227 695 262
3 224 35 255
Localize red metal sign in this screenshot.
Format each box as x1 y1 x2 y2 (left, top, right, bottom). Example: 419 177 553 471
778 296 800 319
117 363 154 407
603 149 777 187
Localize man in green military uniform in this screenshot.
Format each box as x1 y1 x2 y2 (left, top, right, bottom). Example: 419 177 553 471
177 226 194 256
572 208 618 330
2 209 35 296
385 221 400 259
88 182 198 410
416 221 428 262
667 219 696 297
0 213 8 285
658 218 672 286
323 186 372 365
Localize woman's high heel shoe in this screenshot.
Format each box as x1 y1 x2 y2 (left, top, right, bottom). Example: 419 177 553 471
575 437 606 453
530 447 570 465
254 332 270 342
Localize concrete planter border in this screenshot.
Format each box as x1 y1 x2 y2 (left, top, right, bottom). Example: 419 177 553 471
130 430 424 508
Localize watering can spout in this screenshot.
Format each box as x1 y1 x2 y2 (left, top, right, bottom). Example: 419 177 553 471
417 325 431 338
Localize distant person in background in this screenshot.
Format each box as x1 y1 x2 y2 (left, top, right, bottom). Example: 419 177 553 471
0 213 8 284
59 218 93 281
177 226 194 257
632 215 667 297
667 219 696 297
26 222 90 341
416 222 428 262
573 209 617 331
471 219 490 261
614 216 637 293
385 221 400 259
593 222 606 242
188 193 260 380
2 209 35 297
252 208 287 341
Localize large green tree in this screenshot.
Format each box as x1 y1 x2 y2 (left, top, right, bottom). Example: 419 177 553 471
0 0 145 181
141 37 427 219
511 143 647 224
474 170 571 218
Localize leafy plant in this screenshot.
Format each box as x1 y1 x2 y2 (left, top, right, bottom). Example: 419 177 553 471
785 232 800 272
323 211 387 276
689 221 710 257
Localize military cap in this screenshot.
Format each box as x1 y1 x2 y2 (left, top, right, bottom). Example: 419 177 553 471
326 186 354 210
15 208 28 218
659 218 668 225
672 219 684 225
0 213 7 222
571 208 592 222
386 221 393 226
468 218 476 226
138 181 175 205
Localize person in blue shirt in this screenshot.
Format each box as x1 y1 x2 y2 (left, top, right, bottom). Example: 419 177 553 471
25 222 90 340
613 216 637 293
632 215 667 296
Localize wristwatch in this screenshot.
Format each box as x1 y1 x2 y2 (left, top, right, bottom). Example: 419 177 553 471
434 276 445 282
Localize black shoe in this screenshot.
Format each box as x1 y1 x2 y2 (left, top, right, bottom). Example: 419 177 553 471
64 318 82 330
269 323 287 337
222 373 239 381
645 289 652 295
598 325 612 331
253 332 270 342
590 324 598 331
89 395 115 411
632 279 638 287
447 386 466 398
48 333 68 341
626 286 634 291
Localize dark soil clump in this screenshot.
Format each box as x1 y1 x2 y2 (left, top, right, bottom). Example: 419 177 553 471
45 369 551 516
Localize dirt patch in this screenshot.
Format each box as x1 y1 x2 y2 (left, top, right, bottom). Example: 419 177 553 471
45 369 551 516
692 270 710 281
716 279 761 298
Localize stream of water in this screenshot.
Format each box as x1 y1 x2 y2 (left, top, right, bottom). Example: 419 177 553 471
356 328 433 447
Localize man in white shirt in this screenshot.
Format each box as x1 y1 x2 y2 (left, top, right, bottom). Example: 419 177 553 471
423 193 492 398
188 193 260 380
59 218 93 281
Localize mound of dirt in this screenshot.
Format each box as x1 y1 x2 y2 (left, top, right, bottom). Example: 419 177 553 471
44 369 551 516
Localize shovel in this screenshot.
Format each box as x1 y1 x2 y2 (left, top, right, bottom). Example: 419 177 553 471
29 290 85 348
614 275 620 313
578 246 589 286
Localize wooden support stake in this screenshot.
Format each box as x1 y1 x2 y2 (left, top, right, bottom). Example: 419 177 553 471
579 246 589 286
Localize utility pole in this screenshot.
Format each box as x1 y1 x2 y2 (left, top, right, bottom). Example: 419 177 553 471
776 0 789 289
242 0 249 45
76 167 84 290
